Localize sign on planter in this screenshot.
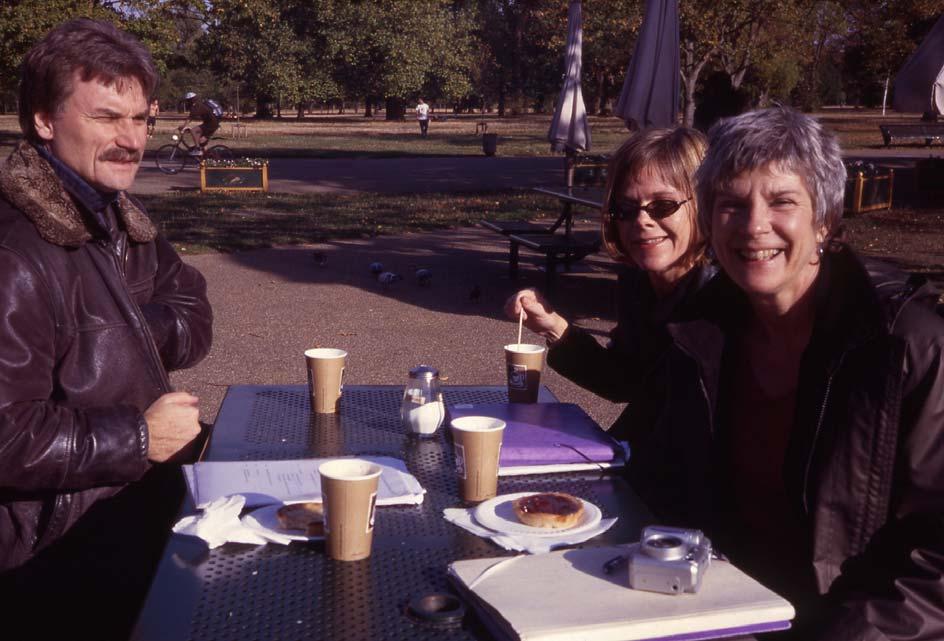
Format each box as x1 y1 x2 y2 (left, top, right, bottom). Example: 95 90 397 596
201 158 269 193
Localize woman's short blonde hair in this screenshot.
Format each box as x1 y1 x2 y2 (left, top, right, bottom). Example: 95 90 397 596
601 127 708 267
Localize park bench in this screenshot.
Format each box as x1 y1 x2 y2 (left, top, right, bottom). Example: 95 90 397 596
879 123 944 147
481 154 608 290
506 231 601 290
481 184 604 291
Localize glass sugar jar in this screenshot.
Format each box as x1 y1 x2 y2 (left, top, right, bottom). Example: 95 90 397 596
400 365 445 438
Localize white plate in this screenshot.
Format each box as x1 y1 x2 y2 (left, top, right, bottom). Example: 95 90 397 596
473 492 602 537
241 504 324 542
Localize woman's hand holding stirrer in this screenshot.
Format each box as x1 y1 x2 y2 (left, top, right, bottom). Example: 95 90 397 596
504 289 569 343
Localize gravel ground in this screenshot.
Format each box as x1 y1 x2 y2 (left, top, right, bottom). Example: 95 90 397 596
170 220 628 431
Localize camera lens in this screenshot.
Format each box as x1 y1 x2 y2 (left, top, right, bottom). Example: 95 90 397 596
648 536 683 549
642 534 687 561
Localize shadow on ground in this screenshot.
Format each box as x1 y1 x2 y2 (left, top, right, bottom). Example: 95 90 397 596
220 224 621 330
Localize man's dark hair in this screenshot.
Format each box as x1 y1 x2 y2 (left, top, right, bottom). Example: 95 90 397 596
18 18 159 144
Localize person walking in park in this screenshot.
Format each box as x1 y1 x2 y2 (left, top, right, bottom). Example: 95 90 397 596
147 96 159 137
0 18 213 640
416 97 430 137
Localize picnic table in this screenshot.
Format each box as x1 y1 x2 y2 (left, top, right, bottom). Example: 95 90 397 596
130 384 651 641
879 123 944 147
481 186 604 291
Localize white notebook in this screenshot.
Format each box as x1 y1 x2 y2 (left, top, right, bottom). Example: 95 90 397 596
448 545 794 641
182 456 425 508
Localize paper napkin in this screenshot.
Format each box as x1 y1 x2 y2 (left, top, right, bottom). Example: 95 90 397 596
173 495 294 548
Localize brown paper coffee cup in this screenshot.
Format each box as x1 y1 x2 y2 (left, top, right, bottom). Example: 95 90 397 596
449 416 505 503
504 343 546 403
306 348 347 414
319 459 382 561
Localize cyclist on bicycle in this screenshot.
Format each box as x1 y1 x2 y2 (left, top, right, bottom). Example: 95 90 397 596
179 91 220 155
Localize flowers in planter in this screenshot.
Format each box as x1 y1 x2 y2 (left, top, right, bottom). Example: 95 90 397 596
202 157 269 168
844 160 887 177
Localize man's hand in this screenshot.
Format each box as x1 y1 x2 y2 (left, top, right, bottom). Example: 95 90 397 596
503 288 569 342
145 392 201 463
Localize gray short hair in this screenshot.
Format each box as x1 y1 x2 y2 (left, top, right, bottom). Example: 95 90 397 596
695 107 846 238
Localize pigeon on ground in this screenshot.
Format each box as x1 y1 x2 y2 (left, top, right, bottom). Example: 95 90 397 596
378 271 402 287
469 284 481 303
415 268 433 287
313 252 328 267
369 262 384 274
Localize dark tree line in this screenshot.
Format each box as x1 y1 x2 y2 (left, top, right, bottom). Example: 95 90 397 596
1 0 942 122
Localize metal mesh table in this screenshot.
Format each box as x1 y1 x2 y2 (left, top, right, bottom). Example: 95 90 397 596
131 385 652 641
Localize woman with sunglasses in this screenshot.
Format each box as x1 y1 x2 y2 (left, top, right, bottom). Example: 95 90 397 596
504 127 712 456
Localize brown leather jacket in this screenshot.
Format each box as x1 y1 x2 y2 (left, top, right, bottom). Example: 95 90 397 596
0 143 212 570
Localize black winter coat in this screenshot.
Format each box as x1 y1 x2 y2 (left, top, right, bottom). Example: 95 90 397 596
557 246 944 639
0 143 213 570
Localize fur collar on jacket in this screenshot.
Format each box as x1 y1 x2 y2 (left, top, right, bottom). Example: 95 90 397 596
0 142 156 247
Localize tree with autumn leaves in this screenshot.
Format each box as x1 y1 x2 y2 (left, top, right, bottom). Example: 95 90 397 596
1 0 943 121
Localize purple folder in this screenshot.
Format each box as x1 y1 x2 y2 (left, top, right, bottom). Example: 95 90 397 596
447 403 623 468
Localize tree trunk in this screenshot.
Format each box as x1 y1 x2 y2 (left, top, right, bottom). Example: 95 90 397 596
510 10 525 115
680 40 715 128
364 97 373 118
297 103 305 119
385 96 406 120
596 71 606 115
255 94 273 119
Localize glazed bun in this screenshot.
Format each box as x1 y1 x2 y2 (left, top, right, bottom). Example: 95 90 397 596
512 492 584 529
276 502 324 531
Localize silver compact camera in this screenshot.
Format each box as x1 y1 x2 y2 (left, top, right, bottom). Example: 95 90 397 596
627 526 711 595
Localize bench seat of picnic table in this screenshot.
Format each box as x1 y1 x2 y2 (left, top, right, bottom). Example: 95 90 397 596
879 123 944 146
480 219 558 235
507 231 601 290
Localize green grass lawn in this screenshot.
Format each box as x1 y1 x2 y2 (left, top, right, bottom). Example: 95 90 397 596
140 189 562 253
0 108 916 160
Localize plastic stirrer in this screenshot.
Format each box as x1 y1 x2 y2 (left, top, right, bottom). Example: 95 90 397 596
517 307 524 346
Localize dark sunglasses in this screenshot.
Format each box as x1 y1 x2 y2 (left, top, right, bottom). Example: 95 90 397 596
609 198 691 221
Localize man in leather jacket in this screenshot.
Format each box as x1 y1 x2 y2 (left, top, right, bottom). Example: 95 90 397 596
0 19 212 639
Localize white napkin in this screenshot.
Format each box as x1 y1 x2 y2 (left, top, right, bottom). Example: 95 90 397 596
443 507 616 554
173 495 294 548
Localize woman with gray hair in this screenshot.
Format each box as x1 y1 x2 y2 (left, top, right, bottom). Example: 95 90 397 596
654 106 944 639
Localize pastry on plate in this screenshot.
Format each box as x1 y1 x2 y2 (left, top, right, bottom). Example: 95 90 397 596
512 492 584 529
276 502 324 532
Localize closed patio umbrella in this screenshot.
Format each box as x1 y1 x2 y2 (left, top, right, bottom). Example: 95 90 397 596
548 0 591 160
615 0 680 129
893 13 944 114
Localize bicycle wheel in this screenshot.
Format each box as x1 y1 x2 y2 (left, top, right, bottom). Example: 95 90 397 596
155 144 186 175
207 145 234 161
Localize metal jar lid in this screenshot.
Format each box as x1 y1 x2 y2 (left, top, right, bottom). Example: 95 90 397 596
409 365 439 380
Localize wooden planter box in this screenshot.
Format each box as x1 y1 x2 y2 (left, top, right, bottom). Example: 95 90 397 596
200 164 269 192
843 169 893 215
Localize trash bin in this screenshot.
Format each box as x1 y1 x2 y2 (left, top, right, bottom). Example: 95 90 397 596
482 133 498 156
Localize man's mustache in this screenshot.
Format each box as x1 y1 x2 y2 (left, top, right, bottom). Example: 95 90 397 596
98 149 142 163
